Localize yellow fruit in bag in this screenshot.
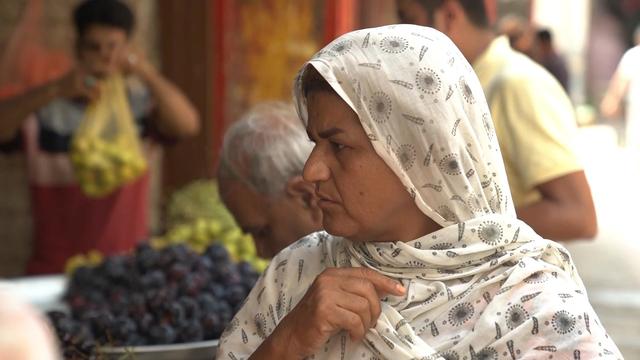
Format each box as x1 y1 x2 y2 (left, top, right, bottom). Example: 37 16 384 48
70 74 147 197
118 164 135 182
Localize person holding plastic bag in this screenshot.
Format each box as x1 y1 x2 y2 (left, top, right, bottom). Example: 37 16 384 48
0 0 199 274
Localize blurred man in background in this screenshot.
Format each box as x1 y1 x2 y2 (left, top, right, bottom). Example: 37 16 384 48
0 0 199 274
217 102 322 258
497 14 536 56
601 25 640 149
535 28 570 92
396 0 597 241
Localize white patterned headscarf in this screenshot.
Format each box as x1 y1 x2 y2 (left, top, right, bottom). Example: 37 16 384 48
217 25 621 360
294 25 513 227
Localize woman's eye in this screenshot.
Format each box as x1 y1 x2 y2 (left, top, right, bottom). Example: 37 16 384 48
331 142 346 151
254 226 271 239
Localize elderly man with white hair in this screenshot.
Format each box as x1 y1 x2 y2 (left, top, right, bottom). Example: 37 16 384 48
217 101 323 258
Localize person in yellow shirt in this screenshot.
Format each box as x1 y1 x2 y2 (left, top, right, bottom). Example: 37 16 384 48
397 0 597 241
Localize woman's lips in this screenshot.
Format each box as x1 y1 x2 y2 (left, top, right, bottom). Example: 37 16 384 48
316 193 340 207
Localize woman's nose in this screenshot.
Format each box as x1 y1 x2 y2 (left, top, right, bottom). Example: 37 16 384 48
303 147 330 183
101 46 117 61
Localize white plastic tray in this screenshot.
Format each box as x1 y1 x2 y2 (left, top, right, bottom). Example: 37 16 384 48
99 339 219 360
1 275 221 359
0 274 67 311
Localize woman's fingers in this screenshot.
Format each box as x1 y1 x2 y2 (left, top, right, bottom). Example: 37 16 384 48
85 85 101 102
336 292 372 330
326 267 406 296
354 267 406 296
331 268 406 328
280 267 405 356
317 274 378 333
332 306 367 341
338 278 380 327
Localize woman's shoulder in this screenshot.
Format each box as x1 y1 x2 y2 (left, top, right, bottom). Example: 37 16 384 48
246 231 342 308
216 232 342 357
277 231 344 263
245 231 344 321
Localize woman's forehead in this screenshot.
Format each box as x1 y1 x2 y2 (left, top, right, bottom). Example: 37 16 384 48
306 91 361 134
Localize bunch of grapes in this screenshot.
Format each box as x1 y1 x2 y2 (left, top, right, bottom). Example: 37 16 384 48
160 180 269 272
49 243 259 358
64 250 103 275
156 220 269 272
165 180 235 230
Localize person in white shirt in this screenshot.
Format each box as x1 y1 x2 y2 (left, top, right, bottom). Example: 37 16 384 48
601 25 640 149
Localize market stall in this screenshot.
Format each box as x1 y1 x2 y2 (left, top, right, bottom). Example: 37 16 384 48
2 180 263 359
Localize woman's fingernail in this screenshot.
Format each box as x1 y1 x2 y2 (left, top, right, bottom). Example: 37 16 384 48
395 283 406 293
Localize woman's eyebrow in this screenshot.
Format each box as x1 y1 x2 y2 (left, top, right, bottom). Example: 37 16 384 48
318 127 344 139
306 127 345 140
241 224 268 235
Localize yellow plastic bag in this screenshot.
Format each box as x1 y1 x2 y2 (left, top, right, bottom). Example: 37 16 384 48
70 75 147 197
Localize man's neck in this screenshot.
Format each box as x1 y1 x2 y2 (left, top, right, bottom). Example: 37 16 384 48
461 29 496 65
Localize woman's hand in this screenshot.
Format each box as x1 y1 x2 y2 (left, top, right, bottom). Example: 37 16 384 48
115 45 200 138
57 66 101 102
252 267 406 360
119 47 155 78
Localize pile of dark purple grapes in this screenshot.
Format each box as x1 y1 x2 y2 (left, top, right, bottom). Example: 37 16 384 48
48 243 259 358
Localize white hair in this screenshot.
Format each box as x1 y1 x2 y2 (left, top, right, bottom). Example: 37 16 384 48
218 101 313 197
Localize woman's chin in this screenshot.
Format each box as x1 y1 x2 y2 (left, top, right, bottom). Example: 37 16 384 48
322 217 361 240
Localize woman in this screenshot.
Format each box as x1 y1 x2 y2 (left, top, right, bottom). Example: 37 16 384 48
217 25 621 359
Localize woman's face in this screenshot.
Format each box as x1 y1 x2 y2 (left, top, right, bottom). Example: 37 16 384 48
304 90 439 242
77 25 128 77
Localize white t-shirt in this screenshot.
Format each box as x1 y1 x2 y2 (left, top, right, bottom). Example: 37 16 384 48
618 45 640 117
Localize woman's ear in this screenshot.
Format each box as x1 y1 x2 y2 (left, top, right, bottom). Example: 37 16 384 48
285 175 323 224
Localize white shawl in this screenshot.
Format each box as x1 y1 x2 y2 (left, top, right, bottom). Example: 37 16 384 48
217 25 621 360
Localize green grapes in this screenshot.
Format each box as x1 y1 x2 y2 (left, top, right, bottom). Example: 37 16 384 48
160 180 269 272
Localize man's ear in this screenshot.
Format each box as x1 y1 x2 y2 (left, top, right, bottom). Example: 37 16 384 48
285 175 323 223
75 38 82 58
438 0 461 33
